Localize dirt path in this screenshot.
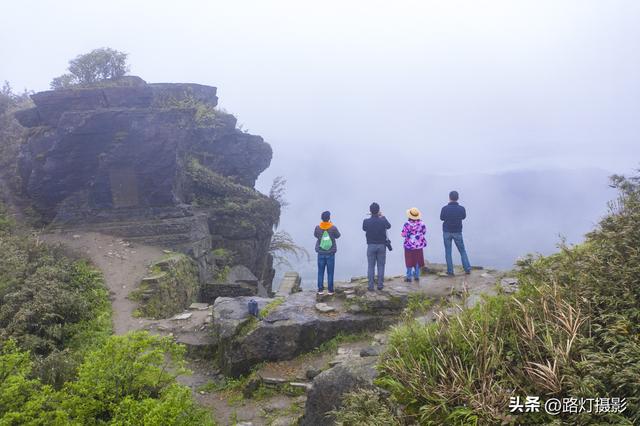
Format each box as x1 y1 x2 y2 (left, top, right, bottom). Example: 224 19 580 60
41 231 165 335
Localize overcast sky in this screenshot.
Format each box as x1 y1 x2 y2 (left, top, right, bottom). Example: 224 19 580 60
2 0 639 175
2 1 638 279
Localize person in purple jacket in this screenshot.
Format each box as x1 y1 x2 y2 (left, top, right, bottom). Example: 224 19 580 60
401 207 427 282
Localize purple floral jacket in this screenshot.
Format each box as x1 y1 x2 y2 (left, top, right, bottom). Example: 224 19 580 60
401 219 427 250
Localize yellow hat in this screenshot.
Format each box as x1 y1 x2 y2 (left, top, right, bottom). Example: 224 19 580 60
407 207 421 220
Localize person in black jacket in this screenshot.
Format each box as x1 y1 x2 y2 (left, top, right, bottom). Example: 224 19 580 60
314 211 341 295
362 202 391 291
440 191 471 275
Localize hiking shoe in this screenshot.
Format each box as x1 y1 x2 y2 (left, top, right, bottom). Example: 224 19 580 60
465 270 471 275
404 277 411 283
317 290 325 295
413 277 420 282
327 291 335 296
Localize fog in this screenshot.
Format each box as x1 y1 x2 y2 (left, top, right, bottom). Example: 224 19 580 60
1 1 638 284
259 166 616 284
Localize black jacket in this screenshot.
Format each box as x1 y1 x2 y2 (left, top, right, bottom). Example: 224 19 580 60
362 215 391 244
440 202 466 233
314 224 341 254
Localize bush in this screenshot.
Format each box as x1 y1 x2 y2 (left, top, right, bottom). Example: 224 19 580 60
332 388 400 426
0 333 214 425
0 206 213 424
0 204 111 387
0 236 111 357
377 172 640 425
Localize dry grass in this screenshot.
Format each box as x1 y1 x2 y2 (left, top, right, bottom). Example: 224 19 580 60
370 172 640 425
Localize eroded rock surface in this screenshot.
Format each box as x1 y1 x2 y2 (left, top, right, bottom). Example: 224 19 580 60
210 290 394 376
208 268 510 377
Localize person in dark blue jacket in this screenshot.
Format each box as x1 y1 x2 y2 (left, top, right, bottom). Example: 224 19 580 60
440 191 471 275
362 202 391 291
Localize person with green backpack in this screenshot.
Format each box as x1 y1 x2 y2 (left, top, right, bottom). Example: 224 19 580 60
314 211 341 295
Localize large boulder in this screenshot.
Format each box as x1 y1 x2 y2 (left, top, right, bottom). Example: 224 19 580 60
300 357 378 426
211 296 272 341
14 76 280 290
212 291 396 376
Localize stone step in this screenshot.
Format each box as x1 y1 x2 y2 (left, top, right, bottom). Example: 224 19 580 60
289 382 312 391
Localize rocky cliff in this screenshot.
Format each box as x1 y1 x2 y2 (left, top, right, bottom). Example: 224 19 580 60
14 76 280 294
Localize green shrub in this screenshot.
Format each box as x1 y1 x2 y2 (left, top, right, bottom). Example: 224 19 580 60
0 332 214 425
0 238 111 357
0 208 112 388
403 292 433 318
155 94 221 127
0 203 111 390
377 173 640 425
332 388 400 426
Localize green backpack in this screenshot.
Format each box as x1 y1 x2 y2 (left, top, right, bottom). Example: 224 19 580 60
319 230 333 251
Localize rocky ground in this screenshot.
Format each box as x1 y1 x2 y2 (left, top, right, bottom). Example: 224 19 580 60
40 230 517 425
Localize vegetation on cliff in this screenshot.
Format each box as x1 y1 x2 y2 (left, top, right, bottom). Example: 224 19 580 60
50 48 129 90
0 83 31 190
267 176 309 268
339 172 640 424
186 157 259 202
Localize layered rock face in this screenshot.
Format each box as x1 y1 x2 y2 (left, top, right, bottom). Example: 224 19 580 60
15 76 280 292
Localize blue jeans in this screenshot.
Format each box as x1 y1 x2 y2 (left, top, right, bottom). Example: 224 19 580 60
443 232 471 274
367 244 386 290
317 253 335 292
406 266 420 279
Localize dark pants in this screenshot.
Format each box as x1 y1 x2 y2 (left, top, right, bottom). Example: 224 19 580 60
443 231 471 274
367 244 386 290
317 253 335 292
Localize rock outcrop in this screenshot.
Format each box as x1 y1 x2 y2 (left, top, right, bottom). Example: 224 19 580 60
207 268 507 376
210 286 410 376
300 358 378 426
14 76 280 292
130 253 200 319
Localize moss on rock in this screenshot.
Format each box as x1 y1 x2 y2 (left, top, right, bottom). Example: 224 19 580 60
129 253 199 319
187 157 257 201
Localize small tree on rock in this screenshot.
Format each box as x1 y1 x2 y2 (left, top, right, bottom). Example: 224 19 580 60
50 48 130 89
